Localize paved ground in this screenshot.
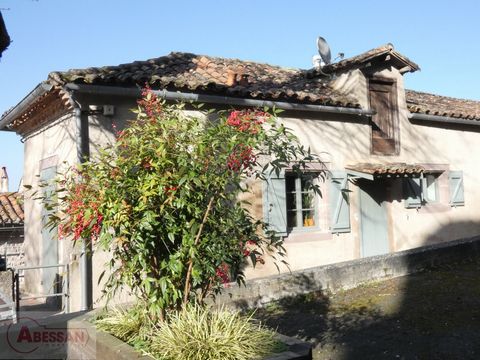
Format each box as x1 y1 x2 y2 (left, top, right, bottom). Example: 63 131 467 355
255 259 480 360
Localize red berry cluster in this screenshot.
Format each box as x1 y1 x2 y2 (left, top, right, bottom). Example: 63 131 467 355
216 263 230 285
226 110 269 134
59 182 103 242
137 85 163 120
227 144 256 173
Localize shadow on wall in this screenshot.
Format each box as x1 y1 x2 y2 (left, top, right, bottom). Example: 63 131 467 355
255 221 480 359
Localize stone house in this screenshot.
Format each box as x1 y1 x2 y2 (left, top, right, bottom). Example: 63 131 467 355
1 43 479 312
0 167 25 271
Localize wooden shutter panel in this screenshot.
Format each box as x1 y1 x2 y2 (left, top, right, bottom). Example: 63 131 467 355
404 178 422 208
449 171 465 206
329 171 350 233
263 171 287 236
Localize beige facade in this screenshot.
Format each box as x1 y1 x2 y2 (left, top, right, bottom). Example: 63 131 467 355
2 45 480 312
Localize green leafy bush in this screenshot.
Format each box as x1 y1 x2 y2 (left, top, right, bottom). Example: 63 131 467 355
43 88 323 320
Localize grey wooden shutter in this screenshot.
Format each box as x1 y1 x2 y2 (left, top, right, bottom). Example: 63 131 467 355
329 171 350 233
449 171 465 206
263 171 287 236
404 178 422 208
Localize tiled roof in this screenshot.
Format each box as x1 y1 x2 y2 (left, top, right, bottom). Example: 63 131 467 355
0 192 24 226
346 163 425 177
406 90 480 121
47 52 360 108
322 43 420 74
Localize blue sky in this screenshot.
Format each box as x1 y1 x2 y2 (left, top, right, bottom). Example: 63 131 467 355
1 0 479 190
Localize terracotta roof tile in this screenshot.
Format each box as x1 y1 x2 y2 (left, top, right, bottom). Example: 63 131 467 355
321 43 420 74
47 52 361 108
346 163 425 177
0 192 24 226
406 90 480 121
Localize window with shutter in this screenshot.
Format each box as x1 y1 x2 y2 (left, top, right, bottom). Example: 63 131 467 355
369 78 399 155
329 171 350 233
262 172 287 235
449 171 465 207
403 178 422 208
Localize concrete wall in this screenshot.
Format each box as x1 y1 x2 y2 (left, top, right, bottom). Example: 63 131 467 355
243 65 480 279
22 113 77 298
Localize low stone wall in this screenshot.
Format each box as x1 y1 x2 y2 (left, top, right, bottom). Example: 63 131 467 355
216 235 480 309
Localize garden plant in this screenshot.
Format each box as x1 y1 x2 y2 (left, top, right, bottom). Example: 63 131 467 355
40 88 323 359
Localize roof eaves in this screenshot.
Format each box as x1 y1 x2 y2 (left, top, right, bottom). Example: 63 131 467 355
0 82 53 131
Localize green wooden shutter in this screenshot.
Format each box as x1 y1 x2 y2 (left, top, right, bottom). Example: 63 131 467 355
329 171 350 233
404 178 422 208
263 171 287 236
449 171 465 206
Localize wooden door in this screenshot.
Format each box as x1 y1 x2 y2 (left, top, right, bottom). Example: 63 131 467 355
359 180 390 257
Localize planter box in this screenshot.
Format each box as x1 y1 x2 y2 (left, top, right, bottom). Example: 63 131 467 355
0 310 312 359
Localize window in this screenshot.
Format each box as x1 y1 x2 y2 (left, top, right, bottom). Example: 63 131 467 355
423 174 439 203
369 78 399 155
286 174 316 229
404 171 464 208
263 170 351 236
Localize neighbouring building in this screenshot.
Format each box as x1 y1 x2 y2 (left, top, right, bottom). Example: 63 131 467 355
0 43 479 312
0 167 25 271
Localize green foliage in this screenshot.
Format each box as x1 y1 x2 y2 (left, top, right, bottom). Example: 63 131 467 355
43 89 324 319
149 304 278 360
94 305 151 348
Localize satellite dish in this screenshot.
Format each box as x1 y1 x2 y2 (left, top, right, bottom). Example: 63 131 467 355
317 36 331 65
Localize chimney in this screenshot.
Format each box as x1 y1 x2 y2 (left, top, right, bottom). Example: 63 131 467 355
0 167 8 192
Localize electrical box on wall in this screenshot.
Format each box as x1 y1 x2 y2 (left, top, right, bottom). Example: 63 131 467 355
103 105 115 116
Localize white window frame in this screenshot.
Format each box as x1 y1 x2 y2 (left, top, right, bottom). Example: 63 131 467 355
285 173 319 231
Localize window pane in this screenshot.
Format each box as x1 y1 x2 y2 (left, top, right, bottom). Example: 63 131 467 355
286 176 296 192
287 193 296 211
426 175 437 202
301 176 314 190
302 211 315 227
287 211 297 228
302 191 315 209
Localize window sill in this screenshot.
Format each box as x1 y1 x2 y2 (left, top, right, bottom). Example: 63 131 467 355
285 230 334 243
417 202 451 214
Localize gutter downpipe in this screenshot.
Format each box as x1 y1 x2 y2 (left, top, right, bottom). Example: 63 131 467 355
409 113 480 127
71 97 92 312
0 82 53 130
64 83 375 117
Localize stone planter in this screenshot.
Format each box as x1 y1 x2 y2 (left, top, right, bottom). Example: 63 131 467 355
0 310 311 359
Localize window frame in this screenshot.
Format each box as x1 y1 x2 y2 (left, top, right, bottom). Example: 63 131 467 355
423 173 440 203
285 172 320 232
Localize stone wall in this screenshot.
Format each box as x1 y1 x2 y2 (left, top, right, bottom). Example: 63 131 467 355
216 236 480 310
0 229 24 270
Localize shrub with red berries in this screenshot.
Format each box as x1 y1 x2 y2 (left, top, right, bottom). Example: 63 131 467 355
39 89 322 320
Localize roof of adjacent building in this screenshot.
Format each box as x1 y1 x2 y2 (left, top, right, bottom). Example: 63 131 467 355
48 52 360 108
0 192 24 226
0 12 10 58
406 90 480 120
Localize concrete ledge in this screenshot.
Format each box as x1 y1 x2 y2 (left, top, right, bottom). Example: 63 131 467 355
217 236 480 309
